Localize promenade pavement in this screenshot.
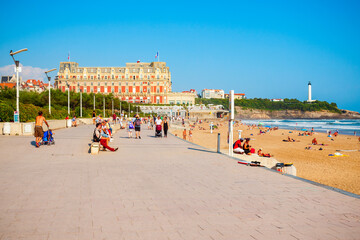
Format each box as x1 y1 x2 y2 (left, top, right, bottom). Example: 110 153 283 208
0 124 359 240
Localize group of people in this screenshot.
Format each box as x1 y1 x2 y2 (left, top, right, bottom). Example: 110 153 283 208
93 118 118 152
125 115 169 138
233 137 272 157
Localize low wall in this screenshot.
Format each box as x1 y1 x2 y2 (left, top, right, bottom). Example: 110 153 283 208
1 118 96 136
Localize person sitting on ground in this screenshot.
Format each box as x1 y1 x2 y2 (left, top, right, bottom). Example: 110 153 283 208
72 116 77 127
312 138 318 145
243 138 252 155
233 138 244 154
287 136 296 142
94 123 118 152
34 111 49 148
257 148 271 157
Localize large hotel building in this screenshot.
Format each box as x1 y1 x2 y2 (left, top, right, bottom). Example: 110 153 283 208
54 61 195 104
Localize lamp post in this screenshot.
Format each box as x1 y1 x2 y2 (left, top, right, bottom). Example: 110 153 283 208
93 94 95 110
44 68 57 115
10 48 28 122
112 99 114 115
80 89 82 117
103 97 105 117
66 81 70 115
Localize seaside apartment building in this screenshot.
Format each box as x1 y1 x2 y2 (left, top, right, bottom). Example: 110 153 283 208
224 93 246 100
55 61 179 104
201 89 225 99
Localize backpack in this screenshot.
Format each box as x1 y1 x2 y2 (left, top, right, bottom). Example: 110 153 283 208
134 119 141 127
93 129 101 142
129 122 134 129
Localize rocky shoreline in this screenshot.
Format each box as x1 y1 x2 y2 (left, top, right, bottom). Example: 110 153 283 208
235 107 360 119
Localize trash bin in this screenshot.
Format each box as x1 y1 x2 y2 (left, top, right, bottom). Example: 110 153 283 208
67 119 72 128
3 122 11 135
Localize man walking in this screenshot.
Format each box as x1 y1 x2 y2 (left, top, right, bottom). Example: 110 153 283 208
34 111 49 148
133 115 142 139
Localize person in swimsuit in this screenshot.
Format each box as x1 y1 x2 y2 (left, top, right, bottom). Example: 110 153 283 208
34 111 49 148
163 117 169 137
243 138 251 155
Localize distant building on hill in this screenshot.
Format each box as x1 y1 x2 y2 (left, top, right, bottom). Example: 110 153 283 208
1 75 21 83
201 89 225 99
271 98 284 102
21 79 50 92
224 93 246 100
0 82 16 89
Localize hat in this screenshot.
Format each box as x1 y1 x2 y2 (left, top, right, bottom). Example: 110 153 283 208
240 138 244 141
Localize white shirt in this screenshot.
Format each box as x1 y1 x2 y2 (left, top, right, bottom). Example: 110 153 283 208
155 119 162 125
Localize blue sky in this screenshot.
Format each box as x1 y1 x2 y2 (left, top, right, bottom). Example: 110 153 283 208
0 0 359 111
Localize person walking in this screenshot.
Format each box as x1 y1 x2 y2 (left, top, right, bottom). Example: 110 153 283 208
133 115 142 139
34 111 49 148
163 116 169 137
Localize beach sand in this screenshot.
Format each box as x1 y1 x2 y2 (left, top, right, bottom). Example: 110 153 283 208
171 119 360 195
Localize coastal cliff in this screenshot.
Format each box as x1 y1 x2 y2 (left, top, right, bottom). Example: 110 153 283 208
235 107 360 119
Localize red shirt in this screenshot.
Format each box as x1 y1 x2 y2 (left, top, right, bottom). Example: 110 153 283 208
233 140 242 149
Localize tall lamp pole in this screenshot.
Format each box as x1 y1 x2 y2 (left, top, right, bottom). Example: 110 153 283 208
10 48 28 122
93 94 95 110
80 90 82 117
66 81 70 115
45 68 57 115
103 97 105 117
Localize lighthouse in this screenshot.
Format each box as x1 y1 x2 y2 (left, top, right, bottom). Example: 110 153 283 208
307 81 315 102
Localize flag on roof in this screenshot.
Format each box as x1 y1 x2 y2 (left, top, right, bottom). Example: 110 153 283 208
155 51 159 58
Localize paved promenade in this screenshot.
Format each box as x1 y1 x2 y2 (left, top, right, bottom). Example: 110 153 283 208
0 125 359 240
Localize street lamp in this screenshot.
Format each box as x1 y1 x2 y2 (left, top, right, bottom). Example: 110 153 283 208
66 81 70 115
45 68 57 115
10 48 28 122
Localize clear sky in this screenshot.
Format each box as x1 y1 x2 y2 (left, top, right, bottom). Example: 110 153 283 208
0 0 359 112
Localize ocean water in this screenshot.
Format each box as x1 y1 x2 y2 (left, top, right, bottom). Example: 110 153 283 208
239 119 360 136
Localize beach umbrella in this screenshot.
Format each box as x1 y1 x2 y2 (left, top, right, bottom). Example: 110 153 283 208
301 128 307 131
265 125 271 128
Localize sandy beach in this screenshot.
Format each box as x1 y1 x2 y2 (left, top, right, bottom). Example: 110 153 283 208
171 119 360 195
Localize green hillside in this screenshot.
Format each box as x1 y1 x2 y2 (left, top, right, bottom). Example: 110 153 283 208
196 98 342 113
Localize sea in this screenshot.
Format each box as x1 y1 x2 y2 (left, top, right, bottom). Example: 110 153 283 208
239 119 360 136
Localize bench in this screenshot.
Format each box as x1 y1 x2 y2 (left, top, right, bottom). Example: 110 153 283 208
90 142 105 154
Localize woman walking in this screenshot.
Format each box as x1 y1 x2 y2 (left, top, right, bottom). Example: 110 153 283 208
163 116 169 137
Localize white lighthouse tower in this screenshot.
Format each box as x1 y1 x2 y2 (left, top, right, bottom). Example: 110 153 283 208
307 81 315 102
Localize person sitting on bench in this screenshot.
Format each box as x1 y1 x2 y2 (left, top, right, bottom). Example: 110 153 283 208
93 123 118 152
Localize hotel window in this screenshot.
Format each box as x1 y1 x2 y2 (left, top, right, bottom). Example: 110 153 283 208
112 82 114 86
98 82 100 86
140 82 143 86
156 88 159 93
91 82 93 86
133 82 135 86
140 74 143 79
126 88 129 93
126 82 128 86
105 82 107 86
147 69 150 73
147 89 150 93
112 75 114 80
157 82 159 86
105 69 107 73
97 74 100 79
105 76 107 80
126 74 128 79
112 88 114 93
132 69 135 73
133 76 135 80
156 74 159 79
97 88 100 93
148 82 150 86
66 75 68 79
133 88 135 93
91 76 93 80
104 88 107 93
